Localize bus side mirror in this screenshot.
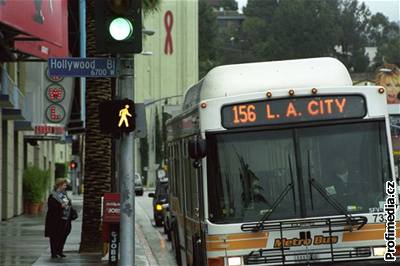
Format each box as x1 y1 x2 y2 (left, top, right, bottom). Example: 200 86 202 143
188 138 206 159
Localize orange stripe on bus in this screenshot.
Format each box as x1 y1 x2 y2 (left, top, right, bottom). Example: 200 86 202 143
343 225 400 242
342 223 383 242
207 235 222 241
207 242 227 251
227 232 268 240
207 232 268 251
207 237 268 251
343 223 384 232
343 229 385 242
360 224 385 230
207 232 268 242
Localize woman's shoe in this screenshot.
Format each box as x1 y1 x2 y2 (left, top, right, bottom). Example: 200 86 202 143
51 254 58 259
58 253 66 258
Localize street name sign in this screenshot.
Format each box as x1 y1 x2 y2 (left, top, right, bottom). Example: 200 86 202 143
48 57 117 77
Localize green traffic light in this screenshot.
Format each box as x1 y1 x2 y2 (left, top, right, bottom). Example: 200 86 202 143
109 17 133 41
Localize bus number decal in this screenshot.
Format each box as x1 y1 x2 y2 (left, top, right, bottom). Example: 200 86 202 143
233 104 256 124
373 214 385 223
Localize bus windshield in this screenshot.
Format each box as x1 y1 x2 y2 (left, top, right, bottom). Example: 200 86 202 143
206 121 391 224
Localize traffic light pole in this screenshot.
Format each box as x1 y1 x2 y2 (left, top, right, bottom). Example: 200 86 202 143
117 55 135 266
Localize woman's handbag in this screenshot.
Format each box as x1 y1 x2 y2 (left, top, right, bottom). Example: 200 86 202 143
71 207 78 221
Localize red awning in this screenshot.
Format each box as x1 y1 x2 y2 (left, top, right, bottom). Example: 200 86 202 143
0 0 68 59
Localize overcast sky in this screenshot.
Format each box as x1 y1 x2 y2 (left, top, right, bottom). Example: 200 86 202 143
236 0 400 22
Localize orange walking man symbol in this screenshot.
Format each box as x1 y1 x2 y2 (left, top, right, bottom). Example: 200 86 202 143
118 104 132 127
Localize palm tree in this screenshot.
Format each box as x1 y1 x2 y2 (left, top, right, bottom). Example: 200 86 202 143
80 0 160 252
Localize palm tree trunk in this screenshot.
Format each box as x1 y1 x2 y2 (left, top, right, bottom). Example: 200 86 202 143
79 0 112 252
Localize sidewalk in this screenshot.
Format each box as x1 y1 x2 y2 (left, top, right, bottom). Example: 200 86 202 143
32 194 105 266
0 193 154 266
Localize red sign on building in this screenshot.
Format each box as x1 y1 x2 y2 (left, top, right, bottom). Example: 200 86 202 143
34 125 65 135
103 193 120 223
0 0 69 59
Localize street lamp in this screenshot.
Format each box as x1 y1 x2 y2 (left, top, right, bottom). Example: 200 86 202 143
141 28 155 56
144 95 183 107
141 51 153 56
142 29 155 36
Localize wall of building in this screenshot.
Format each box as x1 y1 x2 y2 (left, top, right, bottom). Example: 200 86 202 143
14 131 24 215
0 60 60 220
54 143 72 164
134 0 199 186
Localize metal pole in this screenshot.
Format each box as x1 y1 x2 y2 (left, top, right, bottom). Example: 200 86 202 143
117 56 135 266
79 0 86 128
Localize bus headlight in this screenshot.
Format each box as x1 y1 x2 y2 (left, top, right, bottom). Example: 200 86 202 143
228 256 243 266
155 204 163 211
373 247 386 256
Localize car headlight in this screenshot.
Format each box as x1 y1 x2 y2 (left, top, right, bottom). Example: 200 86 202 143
228 256 243 266
156 204 163 211
373 247 386 256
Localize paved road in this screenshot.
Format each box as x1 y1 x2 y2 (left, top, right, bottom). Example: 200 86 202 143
135 191 177 265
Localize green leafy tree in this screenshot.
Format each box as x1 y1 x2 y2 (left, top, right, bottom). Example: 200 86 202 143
199 0 218 78
207 0 238 11
243 0 279 20
376 36 400 66
367 13 400 66
269 0 340 60
23 166 50 203
367 12 390 46
335 0 371 72
218 0 238 11
240 0 279 61
240 0 377 72
242 0 340 61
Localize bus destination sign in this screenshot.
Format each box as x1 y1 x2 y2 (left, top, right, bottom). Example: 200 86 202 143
221 95 366 129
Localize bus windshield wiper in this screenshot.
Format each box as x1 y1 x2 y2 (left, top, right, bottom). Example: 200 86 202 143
252 154 296 232
307 150 354 228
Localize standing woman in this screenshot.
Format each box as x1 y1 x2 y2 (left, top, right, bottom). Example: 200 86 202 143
45 178 72 258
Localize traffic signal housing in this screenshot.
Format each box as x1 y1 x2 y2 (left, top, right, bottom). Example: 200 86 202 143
95 0 142 54
99 99 136 134
69 160 78 170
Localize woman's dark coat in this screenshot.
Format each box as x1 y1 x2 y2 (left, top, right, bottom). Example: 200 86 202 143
44 194 71 238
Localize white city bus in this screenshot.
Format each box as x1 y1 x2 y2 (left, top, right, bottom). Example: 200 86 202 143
166 57 397 266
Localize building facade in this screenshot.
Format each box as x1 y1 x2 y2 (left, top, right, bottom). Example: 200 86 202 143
0 1 70 220
0 62 61 220
134 0 199 186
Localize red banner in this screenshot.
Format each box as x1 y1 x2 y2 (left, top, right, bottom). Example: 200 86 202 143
0 0 69 59
103 193 120 223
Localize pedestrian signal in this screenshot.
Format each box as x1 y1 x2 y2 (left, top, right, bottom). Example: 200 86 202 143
95 0 142 54
99 99 136 134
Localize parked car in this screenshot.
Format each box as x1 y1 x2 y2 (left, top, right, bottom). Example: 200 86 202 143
148 177 168 226
135 173 144 196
